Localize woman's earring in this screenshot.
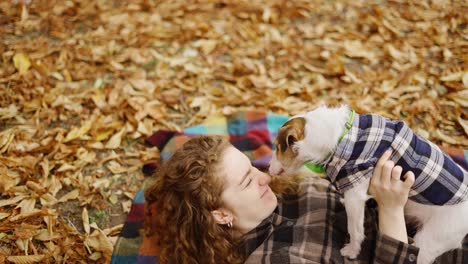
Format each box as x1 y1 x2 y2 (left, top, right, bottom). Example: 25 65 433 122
227 221 232 228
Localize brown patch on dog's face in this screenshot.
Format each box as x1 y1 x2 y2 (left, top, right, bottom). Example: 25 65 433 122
274 117 306 167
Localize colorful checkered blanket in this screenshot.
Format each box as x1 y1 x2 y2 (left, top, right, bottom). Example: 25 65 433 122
111 110 468 263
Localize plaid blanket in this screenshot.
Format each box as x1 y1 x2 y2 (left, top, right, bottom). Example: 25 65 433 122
328 113 468 205
111 110 468 263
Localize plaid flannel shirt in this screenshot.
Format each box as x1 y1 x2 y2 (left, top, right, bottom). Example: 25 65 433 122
327 113 468 205
242 176 422 263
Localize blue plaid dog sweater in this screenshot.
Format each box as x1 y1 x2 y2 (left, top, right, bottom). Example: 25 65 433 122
326 113 468 205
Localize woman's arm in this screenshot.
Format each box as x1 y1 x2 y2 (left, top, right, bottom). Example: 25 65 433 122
368 150 415 243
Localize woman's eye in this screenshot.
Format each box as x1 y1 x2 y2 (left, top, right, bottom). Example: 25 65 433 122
246 178 252 187
244 178 252 189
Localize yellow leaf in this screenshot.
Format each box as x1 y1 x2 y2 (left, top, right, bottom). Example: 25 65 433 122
108 194 118 205
39 193 57 206
15 238 29 252
56 163 76 172
434 130 458 145
106 160 128 174
26 181 43 192
34 229 51 241
76 148 96 164
82 207 90 234
0 104 18 120
88 141 104 149
0 213 9 220
458 116 468 137
137 118 154 136
105 128 125 149
448 90 468 107
440 71 465 82
16 199 36 215
58 189 80 203
0 128 15 154
0 166 20 192
91 90 107 109
102 224 123 236
95 129 114 141
64 119 94 142
193 39 217 54
0 195 26 207
89 252 102 261
9 209 42 222
50 72 64 81
84 230 113 260
31 60 49 75
463 72 468 88
62 69 72 82
7 255 45 264
13 53 31 75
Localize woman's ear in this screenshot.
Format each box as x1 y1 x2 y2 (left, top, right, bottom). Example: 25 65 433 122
211 208 233 225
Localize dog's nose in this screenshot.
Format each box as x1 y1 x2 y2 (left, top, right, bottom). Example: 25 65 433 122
269 167 284 176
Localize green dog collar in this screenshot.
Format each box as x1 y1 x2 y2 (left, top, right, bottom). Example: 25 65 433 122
304 109 355 174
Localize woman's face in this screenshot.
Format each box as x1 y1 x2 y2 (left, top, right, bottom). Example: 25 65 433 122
218 146 278 233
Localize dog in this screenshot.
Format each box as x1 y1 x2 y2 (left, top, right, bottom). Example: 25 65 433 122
269 105 468 264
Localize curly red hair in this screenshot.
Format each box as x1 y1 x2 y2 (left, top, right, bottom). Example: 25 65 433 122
144 135 243 264
144 135 304 263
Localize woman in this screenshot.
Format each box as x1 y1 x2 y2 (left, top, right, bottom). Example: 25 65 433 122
144 135 461 263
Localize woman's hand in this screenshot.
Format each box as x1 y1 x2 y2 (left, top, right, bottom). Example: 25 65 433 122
369 150 415 210
368 150 415 243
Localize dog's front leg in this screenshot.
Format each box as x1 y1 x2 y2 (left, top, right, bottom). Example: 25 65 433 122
340 182 369 259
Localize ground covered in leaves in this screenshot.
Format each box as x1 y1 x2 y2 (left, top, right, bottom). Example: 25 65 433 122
0 0 467 263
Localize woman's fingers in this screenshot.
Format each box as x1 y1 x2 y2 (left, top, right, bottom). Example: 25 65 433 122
381 160 395 184
402 171 415 188
374 150 392 181
391 165 402 181
370 152 415 210
376 150 392 168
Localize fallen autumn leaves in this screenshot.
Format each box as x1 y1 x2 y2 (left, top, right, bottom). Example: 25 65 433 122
0 0 467 263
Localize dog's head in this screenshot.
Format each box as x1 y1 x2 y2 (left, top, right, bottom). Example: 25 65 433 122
269 105 349 176
269 117 307 176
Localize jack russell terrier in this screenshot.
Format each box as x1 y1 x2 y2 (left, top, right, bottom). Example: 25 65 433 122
269 105 468 264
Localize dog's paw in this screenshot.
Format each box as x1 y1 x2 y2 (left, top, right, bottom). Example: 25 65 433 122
340 243 361 259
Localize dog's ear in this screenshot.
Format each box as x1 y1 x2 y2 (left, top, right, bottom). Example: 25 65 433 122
286 133 298 150
277 118 305 153
277 126 291 153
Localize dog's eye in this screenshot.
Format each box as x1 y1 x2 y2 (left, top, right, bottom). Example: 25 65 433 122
274 143 282 153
